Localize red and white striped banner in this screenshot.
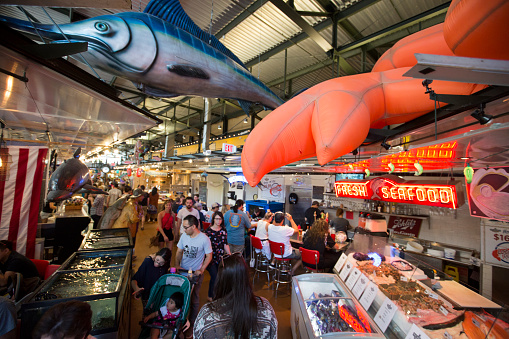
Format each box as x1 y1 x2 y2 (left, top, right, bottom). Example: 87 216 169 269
0 146 48 257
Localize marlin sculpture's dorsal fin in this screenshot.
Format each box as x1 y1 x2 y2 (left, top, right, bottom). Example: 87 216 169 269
144 0 247 69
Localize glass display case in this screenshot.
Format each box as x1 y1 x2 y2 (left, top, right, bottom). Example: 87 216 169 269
291 273 385 338
78 228 133 251
20 249 132 338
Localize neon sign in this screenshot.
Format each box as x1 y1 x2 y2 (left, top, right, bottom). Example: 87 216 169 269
334 175 463 209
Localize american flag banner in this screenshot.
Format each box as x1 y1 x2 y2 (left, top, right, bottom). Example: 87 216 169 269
0 146 48 257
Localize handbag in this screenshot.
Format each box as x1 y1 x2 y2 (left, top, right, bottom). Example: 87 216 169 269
149 231 161 248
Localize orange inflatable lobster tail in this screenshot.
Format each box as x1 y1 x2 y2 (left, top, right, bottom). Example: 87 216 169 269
241 0 509 187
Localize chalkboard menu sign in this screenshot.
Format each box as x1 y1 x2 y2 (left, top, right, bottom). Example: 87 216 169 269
199 182 207 203
312 186 324 199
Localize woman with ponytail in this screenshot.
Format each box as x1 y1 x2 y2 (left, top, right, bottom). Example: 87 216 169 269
223 200 252 254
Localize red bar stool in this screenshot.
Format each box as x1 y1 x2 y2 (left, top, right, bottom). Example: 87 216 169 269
250 235 271 283
299 247 321 273
268 240 293 294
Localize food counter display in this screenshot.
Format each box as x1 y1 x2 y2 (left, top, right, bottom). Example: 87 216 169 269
329 233 508 339
291 273 385 338
20 249 132 338
78 228 133 251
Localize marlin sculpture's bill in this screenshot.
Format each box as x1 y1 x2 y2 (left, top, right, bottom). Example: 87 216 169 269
0 0 283 114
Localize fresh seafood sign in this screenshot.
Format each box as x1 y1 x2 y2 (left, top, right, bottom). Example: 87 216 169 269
483 226 509 268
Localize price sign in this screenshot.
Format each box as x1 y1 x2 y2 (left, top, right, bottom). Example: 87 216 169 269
374 297 398 332
405 323 431 339
346 267 361 290
439 306 449 316
222 143 237 153
359 281 379 310
334 253 348 272
352 273 369 299
339 260 354 281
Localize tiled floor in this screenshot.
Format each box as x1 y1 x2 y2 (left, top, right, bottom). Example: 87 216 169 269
129 220 294 338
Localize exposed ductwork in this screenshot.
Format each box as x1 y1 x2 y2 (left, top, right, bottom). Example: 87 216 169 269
201 98 212 153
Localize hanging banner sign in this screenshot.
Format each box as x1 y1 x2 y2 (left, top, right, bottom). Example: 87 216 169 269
334 175 463 209
466 167 509 222
387 216 423 237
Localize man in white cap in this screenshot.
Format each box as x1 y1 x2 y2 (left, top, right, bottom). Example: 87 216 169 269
205 202 221 222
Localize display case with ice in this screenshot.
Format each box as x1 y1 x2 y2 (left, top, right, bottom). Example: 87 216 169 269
20 249 132 338
79 228 133 251
291 274 384 338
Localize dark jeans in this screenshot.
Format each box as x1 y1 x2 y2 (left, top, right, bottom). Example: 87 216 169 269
206 263 219 298
91 215 101 229
190 272 204 326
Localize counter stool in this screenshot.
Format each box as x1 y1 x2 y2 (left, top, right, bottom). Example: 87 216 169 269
299 248 321 273
268 240 293 295
250 235 271 284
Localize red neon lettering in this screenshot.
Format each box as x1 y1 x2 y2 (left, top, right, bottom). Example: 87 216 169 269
397 188 406 200
342 185 349 195
352 186 359 196
358 185 367 197
407 188 415 201
427 189 438 203
382 187 389 199
390 187 398 200
416 188 426 201
440 189 450 204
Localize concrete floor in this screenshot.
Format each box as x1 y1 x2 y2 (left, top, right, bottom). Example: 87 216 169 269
129 220 294 338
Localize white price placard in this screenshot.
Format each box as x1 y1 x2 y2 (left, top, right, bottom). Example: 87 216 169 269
334 253 348 272
339 260 354 281
345 267 361 290
404 323 431 339
352 273 369 299
374 297 398 333
359 281 379 310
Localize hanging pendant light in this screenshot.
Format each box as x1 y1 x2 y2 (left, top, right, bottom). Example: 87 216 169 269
388 163 395 174
464 164 474 184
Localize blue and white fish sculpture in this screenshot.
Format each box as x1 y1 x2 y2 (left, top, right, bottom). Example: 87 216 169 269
1 0 283 114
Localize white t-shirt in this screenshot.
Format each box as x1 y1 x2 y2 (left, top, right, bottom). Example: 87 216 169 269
177 208 201 234
268 224 295 258
108 188 122 206
255 220 271 259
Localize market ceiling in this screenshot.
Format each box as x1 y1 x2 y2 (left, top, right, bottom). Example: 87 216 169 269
0 0 508 173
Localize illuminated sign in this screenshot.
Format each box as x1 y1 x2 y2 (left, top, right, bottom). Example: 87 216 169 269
222 143 237 153
334 175 463 209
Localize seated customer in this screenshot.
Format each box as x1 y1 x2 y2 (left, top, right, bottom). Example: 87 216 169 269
194 254 277 339
0 240 40 298
254 212 273 260
329 208 349 234
302 219 342 272
267 212 302 275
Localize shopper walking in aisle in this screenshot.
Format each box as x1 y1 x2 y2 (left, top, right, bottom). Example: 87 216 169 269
268 212 302 275
172 197 181 214
224 200 252 254
194 203 207 227
204 211 230 302
175 215 212 338
156 201 176 250
107 182 122 207
193 254 277 339
147 187 160 222
221 204 230 215
90 191 105 229
177 197 201 239
113 188 144 246
303 219 342 272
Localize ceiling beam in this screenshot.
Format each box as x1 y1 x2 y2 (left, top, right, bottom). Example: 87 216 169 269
3 0 132 9
269 0 333 53
215 0 266 38
245 0 380 68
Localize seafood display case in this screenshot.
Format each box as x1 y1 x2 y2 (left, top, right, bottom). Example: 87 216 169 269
20 249 132 339
78 228 133 251
291 273 385 338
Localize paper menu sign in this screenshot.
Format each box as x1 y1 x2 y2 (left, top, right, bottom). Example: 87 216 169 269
352 273 369 299
334 253 348 272
374 297 398 333
404 323 431 339
339 260 354 281
359 281 378 310
345 267 361 290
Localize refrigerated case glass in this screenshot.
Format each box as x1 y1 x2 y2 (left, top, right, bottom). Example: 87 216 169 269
20 249 131 338
79 228 133 251
291 273 385 338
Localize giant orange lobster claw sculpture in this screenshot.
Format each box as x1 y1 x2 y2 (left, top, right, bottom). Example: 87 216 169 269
241 0 509 186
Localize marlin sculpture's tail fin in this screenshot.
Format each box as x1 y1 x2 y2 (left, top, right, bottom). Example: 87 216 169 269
144 0 247 69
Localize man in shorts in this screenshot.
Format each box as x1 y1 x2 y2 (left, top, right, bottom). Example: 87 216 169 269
268 212 302 275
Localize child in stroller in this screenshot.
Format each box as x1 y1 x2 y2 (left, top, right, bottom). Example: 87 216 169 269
144 292 184 339
139 274 191 339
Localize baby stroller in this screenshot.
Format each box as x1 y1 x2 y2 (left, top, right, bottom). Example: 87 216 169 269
139 273 191 339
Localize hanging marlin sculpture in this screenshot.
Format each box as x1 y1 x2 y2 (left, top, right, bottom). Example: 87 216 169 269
0 0 283 114
46 148 108 202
